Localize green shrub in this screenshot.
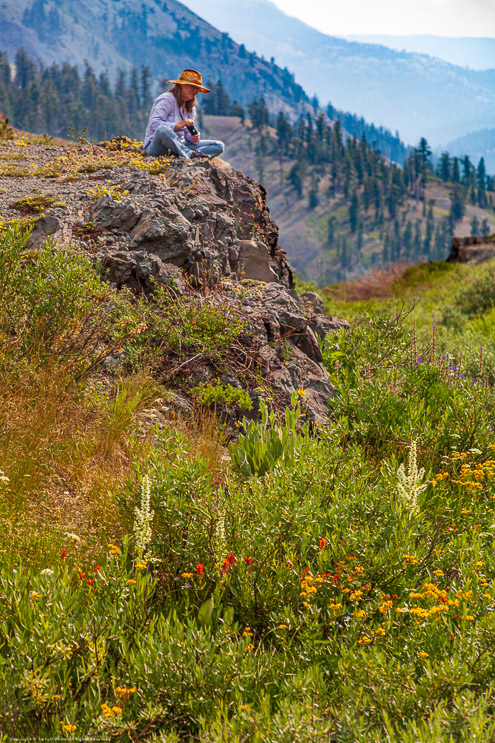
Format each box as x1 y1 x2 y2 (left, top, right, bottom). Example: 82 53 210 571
191 380 253 410
229 393 311 477
450 261 495 317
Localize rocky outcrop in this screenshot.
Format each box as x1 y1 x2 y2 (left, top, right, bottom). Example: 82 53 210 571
87 158 293 289
101 250 188 296
183 279 347 426
448 234 495 264
0 140 347 425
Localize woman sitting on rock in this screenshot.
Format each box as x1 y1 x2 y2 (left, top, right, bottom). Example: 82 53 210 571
144 69 224 160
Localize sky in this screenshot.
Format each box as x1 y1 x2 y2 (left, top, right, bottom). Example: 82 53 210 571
269 0 495 37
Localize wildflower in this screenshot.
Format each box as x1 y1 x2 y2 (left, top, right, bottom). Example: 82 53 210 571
222 553 237 574
40 568 54 576
127 579 136 585
30 591 40 599
297 388 307 397
397 440 427 513
61 723 77 733
245 643 255 652
86 579 94 586
134 474 154 561
79 572 85 579
244 557 254 569
433 570 444 577
349 589 363 600
319 537 327 550
181 572 193 579
358 635 372 645
60 550 68 559
108 543 122 556
196 563 205 577
65 531 80 544
418 651 429 659
95 565 101 571
52 694 61 701
353 610 366 619
115 686 136 701
278 624 288 629
101 703 115 718
136 562 147 570
379 600 394 612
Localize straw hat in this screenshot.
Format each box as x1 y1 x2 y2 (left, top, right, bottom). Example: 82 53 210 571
166 69 210 93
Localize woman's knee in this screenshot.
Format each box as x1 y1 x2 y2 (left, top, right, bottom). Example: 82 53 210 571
213 140 224 155
155 124 174 141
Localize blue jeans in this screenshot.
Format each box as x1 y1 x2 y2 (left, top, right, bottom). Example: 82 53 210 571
145 124 224 159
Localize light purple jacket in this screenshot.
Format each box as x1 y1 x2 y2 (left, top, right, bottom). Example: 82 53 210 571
144 91 196 149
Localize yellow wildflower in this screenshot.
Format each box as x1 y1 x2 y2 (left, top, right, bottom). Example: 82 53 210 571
418 651 429 659
358 635 372 645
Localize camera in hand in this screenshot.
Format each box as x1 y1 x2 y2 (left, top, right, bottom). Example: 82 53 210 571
186 122 198 136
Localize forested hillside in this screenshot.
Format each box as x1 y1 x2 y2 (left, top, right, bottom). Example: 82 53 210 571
0 0 308 115
204 111 495 284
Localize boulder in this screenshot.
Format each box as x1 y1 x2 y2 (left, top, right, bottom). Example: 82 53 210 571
237 240 278 282
102 249 188 295
27 215 60 248
448 234 495 264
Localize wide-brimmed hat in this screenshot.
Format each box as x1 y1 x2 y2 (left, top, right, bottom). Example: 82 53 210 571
166 69 210 93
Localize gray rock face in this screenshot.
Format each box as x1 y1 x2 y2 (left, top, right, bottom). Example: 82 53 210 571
102 249 188 295
87 159 293 289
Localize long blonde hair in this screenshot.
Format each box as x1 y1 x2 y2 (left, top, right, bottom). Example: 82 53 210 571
170 84 196 113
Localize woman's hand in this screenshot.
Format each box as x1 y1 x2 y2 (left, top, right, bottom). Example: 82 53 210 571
174 118 194 130
192 132 200 144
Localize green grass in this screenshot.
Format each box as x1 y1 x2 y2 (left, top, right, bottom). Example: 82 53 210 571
4 230 495 740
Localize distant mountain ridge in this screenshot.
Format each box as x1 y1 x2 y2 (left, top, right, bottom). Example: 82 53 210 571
345 35 495 72
180 0 495 147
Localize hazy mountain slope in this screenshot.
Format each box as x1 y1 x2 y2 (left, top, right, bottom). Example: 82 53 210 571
442 128 495 173
346 35 495 72
0 0 308 114
181 0 495 146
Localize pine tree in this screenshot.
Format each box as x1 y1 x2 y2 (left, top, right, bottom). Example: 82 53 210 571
481 218 491 236
140 65 153 109
439 152 451 182
349 191 360 232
